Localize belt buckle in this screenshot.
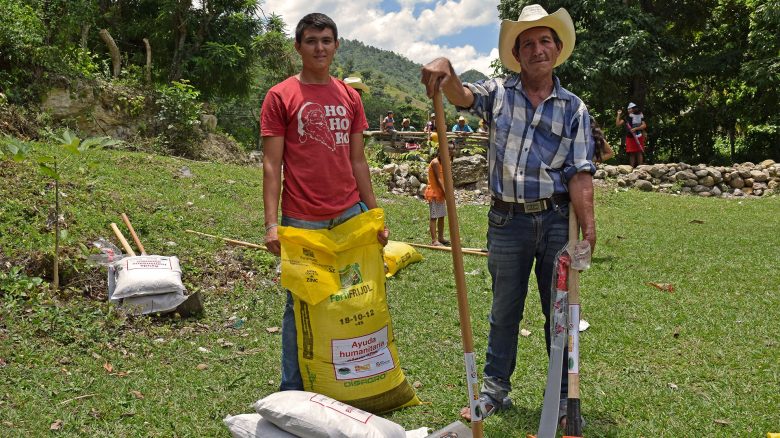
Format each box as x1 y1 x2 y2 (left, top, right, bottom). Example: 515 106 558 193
524 200 543 213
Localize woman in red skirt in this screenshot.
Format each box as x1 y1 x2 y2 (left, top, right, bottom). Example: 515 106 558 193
616 102 647 167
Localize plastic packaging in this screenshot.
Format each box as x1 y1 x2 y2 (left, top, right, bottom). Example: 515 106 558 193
88 238 125 266
570 240 592 271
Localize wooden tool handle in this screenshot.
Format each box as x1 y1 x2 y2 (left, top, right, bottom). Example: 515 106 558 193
110 222 136 257
434 90 483 438
121 213 146 255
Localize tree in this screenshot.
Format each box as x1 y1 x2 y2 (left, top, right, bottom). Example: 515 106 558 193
497 0 778 163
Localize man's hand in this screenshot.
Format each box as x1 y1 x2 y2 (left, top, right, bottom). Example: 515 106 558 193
265 226 281 256
421 58 454 98
420 58 474 108
378 225 389 247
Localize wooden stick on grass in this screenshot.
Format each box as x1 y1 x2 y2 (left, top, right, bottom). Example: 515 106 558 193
185 229 269 252
406 242 488 256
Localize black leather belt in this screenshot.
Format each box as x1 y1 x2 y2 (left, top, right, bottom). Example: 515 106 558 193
491 193 569 214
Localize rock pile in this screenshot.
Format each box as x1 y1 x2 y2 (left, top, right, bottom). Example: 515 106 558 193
598 159 779 197
377 156 779 201
379 155 490 204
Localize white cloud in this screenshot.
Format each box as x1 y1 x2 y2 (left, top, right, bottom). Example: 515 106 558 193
260 0 499 76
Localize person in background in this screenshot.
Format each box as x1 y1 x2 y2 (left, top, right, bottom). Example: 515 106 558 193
451 115 473 149
421 4 595 428
590 116 614 162
343 76 369 97
424 112 437 133
451 115 474 133
424 142 455 246
616 102 646 167
399 118 417 131
382 110 396 132
477 119 488 133
261 12 389 394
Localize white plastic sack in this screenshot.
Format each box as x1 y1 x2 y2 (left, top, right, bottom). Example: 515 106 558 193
111 255 185 299
120 289 188 315
254 391 406 438
223 413 297 438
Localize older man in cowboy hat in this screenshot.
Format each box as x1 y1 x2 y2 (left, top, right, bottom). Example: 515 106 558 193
421 4 596 427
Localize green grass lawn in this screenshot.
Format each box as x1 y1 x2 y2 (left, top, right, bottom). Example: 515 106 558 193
1 145 778 436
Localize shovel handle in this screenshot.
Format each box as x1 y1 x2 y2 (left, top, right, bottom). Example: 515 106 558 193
110 223 136 257
121 213 147 255
433 90 483 438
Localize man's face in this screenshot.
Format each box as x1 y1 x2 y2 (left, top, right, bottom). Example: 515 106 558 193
512 27 562 76
295 27 338 72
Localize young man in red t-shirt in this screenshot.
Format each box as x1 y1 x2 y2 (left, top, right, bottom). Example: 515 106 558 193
260 12 388 391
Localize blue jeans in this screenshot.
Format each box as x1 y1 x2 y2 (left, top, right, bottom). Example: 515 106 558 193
481 201 570 403
278 202 368 391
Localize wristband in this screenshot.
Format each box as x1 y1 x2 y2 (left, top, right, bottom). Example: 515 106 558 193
264 223 278 233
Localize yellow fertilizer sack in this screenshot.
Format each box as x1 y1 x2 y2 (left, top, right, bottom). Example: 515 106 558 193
278 209 421 413
383 241 422 278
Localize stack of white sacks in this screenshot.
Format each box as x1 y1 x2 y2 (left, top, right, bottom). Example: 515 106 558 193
108 255 188 315
224 391 430 438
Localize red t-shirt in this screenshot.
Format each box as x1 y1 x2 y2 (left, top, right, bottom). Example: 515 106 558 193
261 77 369 221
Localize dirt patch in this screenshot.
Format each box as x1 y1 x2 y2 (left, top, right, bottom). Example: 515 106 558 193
194 133 251 165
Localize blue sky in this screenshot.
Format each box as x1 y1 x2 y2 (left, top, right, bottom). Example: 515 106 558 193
260 0 501 75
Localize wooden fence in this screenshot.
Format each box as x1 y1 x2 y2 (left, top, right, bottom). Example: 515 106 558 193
364 130 489 154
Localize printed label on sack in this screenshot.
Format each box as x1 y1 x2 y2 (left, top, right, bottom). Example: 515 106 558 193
125 256 173 270
331 326 394 380
308 393 374 423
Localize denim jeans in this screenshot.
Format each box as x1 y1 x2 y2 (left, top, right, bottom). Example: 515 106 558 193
278 202 368 391
481 200 570 404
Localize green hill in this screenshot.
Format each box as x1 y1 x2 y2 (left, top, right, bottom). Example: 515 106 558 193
334 39 484 129
459 69 488 84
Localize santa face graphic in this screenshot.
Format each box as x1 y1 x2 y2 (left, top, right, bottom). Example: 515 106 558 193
297 102 336 151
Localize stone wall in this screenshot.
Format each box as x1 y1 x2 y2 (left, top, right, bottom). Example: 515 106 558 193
597 160 779 197
378 156 779 200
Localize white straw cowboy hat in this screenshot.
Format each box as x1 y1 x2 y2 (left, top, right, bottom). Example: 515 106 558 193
344 76 369 93
498 4 576 73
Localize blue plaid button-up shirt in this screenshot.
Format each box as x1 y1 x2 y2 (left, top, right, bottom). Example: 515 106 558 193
462 75 595 202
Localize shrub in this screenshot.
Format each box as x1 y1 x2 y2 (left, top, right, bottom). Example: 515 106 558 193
154 80 204 157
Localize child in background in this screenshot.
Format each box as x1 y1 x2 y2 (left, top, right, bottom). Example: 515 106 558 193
424 141 455 246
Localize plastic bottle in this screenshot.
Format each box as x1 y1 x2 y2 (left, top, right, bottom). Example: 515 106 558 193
570 240 591 271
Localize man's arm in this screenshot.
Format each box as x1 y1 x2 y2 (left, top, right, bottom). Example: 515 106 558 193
421 58 474 108
262 136 284 256
349 132 389 245
568 171 596 252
